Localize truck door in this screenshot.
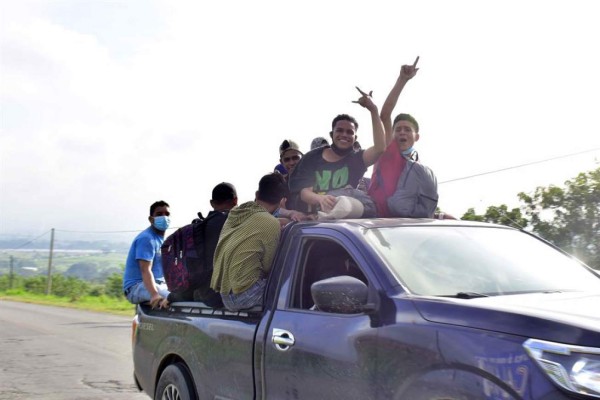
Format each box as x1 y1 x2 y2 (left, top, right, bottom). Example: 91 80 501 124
262 236 378 399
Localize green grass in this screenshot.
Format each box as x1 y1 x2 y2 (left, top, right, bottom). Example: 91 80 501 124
0 290 137 317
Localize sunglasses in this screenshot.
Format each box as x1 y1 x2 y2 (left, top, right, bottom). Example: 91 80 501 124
282 155 301 162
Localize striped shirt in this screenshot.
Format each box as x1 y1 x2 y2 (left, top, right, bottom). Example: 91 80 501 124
210 201 281 295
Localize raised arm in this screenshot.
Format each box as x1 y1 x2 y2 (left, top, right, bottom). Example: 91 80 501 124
352 87 385 167
381 56 419 145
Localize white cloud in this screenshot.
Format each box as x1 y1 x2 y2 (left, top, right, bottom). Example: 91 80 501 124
1 0 599 239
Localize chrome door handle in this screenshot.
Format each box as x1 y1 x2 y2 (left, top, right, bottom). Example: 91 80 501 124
272 328 295 351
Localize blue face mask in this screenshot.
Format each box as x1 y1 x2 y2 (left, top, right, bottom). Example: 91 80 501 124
272 208 281 217
402 147 415 156
153 216 170 231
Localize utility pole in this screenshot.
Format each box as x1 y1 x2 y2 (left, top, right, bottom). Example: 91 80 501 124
46 228 55 295
9 255 14 289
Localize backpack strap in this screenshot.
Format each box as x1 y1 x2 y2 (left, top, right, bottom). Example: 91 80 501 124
194 210 229 269
398 156 417 189
174 226 183 263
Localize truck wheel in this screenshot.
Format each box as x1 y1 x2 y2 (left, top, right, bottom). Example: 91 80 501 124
155 362 196 400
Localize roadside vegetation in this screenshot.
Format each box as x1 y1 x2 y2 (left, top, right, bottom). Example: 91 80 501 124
0 265 136 316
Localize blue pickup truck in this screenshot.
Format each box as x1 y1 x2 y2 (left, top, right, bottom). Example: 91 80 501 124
132 218 600 400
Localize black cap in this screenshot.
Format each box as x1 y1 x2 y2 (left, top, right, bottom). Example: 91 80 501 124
212 182 237 202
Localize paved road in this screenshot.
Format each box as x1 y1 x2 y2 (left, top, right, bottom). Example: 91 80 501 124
0 300 150 400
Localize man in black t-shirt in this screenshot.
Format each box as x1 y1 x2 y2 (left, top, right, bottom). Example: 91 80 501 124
163 182 238 308
289 88 386 214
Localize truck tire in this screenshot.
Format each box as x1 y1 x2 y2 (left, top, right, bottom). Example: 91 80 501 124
155 362 197 400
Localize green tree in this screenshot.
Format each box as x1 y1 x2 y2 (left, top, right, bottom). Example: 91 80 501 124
51 275 90 301
461 208 485 222
105 272 124 298
23 275 47 294
462 167 599 269
0 274 24 291
519 168 599 269
462 205 528 228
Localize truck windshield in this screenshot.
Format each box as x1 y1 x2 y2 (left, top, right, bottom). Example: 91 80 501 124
364 226 600 297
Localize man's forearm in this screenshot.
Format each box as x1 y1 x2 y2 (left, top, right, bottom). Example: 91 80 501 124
141 269 158 297
362 106 386 167
381 77 409 145
370 106 386 153
381 77 408 121
300 187 320 205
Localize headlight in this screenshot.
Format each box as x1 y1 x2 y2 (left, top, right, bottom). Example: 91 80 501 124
524 338 600 398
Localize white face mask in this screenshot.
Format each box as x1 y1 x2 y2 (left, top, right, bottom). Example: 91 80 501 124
153 216 170 231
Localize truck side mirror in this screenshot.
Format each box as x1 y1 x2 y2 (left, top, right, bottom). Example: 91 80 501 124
311 276 369 314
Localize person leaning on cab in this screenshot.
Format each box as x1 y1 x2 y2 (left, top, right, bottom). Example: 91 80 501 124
210 173 289 312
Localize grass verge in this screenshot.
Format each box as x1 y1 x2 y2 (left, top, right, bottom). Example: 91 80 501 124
0 290 137 317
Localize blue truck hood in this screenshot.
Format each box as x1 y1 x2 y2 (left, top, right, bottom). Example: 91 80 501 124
410 291 600 346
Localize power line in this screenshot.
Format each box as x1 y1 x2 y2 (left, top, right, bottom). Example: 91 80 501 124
440 147 600 184
55 229 142 234
10 230 51 249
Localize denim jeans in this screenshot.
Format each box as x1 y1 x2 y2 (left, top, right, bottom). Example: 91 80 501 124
125 280 170 304
221 279 266 311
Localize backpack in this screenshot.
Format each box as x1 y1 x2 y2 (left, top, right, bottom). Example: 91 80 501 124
386 158 439 218
161 211 227 294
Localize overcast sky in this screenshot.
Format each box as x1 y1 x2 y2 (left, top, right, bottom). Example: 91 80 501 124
1 0 599 244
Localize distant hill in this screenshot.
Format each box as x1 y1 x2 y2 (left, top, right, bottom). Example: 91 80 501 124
0 238 131 253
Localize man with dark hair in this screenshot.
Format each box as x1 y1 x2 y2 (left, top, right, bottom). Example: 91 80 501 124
368 57 452 219
123 200 171 307
288 88 386 215
195 182 238 306
211 173 288 311
211 182 237 205
163 183 239 308
368 58 422 216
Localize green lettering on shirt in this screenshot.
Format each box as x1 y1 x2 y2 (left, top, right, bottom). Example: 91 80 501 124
332 167 349 189
315 167 349 192
315 170 332 191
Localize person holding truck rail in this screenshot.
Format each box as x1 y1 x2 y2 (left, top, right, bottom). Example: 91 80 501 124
123 200 171 308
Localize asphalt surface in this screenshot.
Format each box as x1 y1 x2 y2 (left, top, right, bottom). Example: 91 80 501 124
0 300 150 400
